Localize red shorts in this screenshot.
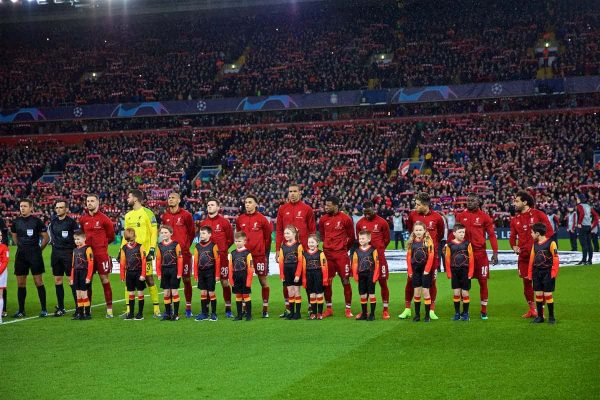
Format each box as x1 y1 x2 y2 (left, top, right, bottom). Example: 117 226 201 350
252 255 268 277
218 253 230 280
472 250 490 281
181 253 192 278
378 251 388 280
93 253 112 275
325 251 351 280
518 253 530 278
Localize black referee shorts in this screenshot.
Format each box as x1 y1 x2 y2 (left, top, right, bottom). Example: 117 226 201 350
15 247 45 276
51 248 73 277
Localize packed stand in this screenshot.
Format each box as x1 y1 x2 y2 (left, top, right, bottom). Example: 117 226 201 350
401 111 600 226
2 0 600 109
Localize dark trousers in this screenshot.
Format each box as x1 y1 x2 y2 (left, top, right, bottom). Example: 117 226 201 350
394 231 405 250
592 232 599 253
569 231 578 251
579 226 593 262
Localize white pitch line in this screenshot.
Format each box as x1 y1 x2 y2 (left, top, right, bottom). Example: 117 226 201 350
1 291 165 326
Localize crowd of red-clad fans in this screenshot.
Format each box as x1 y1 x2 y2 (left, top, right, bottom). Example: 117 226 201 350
1 0 598 109
1 111 598 233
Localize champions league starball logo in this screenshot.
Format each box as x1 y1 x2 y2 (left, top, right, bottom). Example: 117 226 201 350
196 100 207 111
330 93 338 105
73 107 83 118
491 83 503 95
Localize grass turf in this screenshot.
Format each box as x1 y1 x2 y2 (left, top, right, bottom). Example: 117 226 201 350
0 240 598 400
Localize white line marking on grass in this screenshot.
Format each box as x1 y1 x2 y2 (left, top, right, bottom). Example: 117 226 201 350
1 291 165 326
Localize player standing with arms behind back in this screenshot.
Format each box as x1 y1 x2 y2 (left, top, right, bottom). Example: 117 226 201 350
80 194 115 318
161 192 195 317
399 192 444 320
319 196 355 318
510 190 553 318
200 198 234 317
236 195 272 318
275 184 316 317
454 194 498 320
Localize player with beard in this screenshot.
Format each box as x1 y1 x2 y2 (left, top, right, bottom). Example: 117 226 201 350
453 194 498 320
509 190 554 318
161 192 195 317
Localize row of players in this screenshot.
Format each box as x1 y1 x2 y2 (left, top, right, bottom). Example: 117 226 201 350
0 186 562 324
0 213 559 323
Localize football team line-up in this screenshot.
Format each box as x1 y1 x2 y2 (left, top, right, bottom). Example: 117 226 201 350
0 185 567 325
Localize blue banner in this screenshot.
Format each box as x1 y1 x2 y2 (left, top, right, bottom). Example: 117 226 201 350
1 76 598 124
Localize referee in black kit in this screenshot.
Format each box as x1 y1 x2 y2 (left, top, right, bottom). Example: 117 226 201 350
49 200 79 316
10 199 50 318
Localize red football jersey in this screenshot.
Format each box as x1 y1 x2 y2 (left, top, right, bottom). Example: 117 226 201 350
236 212 272 257
454 209 499 253
80 210 115 256
275 200 316 251
355 215 390 253
200 214 234 256
509 208 554 255
319 211 355 253
161 208 195 256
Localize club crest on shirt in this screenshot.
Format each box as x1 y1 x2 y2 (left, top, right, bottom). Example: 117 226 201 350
27 229 34 237
62 231 69 238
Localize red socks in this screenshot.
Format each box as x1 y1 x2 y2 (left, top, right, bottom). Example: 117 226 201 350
102 281 112 307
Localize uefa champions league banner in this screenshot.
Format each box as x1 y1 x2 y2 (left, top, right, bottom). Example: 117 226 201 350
1 76 599 124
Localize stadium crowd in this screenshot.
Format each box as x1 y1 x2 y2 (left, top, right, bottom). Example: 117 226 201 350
1 111 598 232
1 0 599 109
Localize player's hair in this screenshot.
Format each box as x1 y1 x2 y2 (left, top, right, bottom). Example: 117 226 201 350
407 221 433 248
288 183 301 190
453 223 466 232
200 226 212 234
234 231 247 240
307 233 320 244
86 193 99 200
467 193 481 205
515 190 535 208
168 191 181 199
358 230 371 238
73 230 86 237
124 228 137 241
159 224 173 234
363 200 374 209
245 194 259 204
19 198 33 207
206 197 220 206
129 189 144 202
54 199 68 208
325 196 340 206
284 225 299 242
532 222 547 236
415 192 431 206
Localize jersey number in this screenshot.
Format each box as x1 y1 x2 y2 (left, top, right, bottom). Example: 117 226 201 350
183 265 189 275
220 267 229 277
256 263 266 273
381 265 386 276
481 266 488 277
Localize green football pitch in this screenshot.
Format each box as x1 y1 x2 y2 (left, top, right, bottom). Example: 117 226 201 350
0 240 598 399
